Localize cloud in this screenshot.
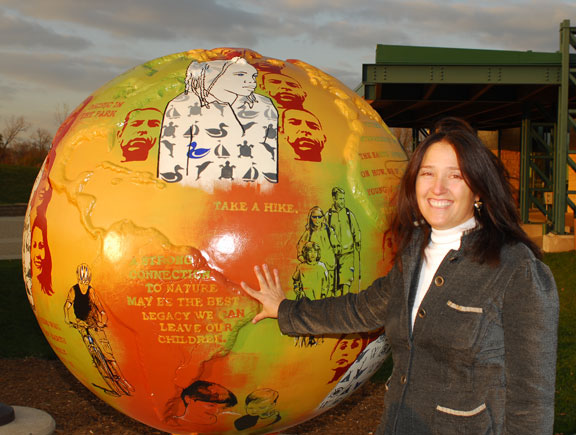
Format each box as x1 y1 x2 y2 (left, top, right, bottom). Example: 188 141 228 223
2 0 574 54
1 0 574 134
0 79 19 101
312 20 411 50
0 8 91 50
379 1 574 51
236 0 574 52
1 0 281 45
0 50 135 93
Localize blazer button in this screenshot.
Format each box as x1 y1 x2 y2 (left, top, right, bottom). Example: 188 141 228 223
400 375 407 384
434 276 445 287
418 308 426 318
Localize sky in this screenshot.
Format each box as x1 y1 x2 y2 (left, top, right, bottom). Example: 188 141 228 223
0 0 574 137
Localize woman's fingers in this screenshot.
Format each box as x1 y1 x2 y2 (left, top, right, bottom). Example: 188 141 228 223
240 281 259 300
253 264 279 292
252 312 266 324
254 265 269 289
262 264 274 287
240 264 285 323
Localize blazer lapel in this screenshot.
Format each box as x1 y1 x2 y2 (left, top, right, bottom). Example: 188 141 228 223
401 237 422 338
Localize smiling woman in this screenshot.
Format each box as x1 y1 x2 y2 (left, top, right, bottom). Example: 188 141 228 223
242 124 560 435
415 140 477 231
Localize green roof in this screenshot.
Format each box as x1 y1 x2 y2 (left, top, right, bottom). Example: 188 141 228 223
375 44 564 66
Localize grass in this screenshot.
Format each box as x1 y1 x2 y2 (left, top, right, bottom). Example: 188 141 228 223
0 164 41 204
0 260 55 358
543 252 576 434
1 255 575 432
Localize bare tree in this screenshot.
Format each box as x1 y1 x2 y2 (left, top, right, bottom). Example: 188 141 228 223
30 128 53 151
0 116 30 162
54 103 71 127
9 128 53 167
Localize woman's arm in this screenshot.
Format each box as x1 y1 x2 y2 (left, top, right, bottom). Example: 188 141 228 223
277 275 390 336
503 256 559 434
241 263 397 335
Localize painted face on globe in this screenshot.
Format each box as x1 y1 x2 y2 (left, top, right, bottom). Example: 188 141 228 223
310 210 324 228
332 191 345 211
262 73 307 109
330 335 363 368
246 399 277 417
304 245 318 263
213 62 258 98
282 109 326 162
31 226 46 275
117 108 162 162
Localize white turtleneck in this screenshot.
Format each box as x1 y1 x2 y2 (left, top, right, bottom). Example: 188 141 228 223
410 216 477 328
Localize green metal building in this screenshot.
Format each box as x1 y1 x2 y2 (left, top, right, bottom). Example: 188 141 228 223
359 19 576 235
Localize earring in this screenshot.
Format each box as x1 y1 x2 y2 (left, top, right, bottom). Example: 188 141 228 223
474 200 483 213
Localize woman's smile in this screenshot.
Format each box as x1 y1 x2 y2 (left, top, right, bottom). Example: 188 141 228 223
416 140 477 230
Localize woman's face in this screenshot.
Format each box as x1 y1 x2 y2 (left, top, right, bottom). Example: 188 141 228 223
310 209 324 228
212 62 257 98
330 335 363 368
415 140 477 230
31 227 46 273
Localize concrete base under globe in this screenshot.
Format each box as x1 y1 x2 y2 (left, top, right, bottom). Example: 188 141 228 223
0 406 55 435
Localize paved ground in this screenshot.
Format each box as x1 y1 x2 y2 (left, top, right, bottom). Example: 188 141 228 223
0 215 24 260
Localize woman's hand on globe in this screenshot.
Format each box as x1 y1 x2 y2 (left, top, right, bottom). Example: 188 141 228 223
241 264 286 324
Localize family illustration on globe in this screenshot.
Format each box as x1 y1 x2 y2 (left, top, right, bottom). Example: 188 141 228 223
292 187 362 347
295 187 361 299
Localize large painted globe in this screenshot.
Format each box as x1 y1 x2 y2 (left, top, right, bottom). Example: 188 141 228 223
22 48 406 434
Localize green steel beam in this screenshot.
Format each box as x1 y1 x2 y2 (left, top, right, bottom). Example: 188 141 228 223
553 19 576 234
375 45 563 66
363 64 562 85
519 118 555 225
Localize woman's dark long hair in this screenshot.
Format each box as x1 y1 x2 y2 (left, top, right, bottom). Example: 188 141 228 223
391 129 541 265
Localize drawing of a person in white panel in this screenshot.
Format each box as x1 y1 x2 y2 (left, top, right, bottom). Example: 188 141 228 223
158 57 278 190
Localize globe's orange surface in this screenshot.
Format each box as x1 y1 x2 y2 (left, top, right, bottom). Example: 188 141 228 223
22 48 406 434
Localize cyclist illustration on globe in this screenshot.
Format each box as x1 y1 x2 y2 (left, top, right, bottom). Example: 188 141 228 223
63 264 134 397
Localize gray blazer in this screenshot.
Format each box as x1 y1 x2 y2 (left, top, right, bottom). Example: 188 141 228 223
279 232 559 434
